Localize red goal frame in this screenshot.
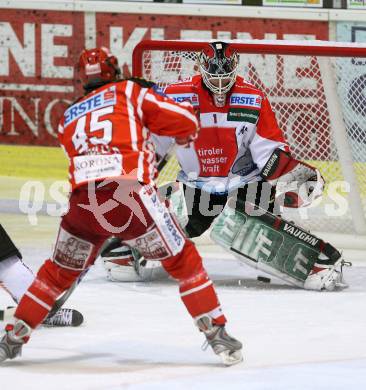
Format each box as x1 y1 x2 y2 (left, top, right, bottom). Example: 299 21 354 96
131 39 366 238
132 39 366 77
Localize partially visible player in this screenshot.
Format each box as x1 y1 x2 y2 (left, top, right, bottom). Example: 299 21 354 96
0 224 83 326
102 41 345 291
0 47 242 366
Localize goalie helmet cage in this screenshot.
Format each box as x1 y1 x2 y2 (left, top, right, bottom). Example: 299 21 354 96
133 39 366 241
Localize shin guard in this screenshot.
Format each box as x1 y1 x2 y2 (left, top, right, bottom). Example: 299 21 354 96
14 260 81 328
162 241 226 325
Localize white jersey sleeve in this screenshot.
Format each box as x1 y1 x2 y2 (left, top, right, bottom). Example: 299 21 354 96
249 95 289 171
249 133 287 172
151 134 175 159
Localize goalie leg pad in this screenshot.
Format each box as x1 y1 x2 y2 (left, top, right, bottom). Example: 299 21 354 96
100 238 167 282
159 182 189 232
303 257 346 291
210 199 348 290
101 241 142 282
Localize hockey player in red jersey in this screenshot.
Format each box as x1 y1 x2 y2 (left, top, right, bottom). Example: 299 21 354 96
0 47 242 366
102 41 345 291
159 41 343 290
0 224 83 327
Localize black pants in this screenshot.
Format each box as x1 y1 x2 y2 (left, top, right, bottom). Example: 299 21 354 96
183 182 276 238
0 224 22 262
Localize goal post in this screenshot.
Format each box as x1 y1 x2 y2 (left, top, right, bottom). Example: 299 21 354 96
132 39 366 240
317 56 366 236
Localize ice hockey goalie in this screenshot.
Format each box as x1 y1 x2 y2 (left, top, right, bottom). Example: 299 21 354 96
209 147 348 291
101 147 349 291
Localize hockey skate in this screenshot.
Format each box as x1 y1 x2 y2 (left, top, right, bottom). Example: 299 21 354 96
196 316 243 366
42 308 84 327
0 320 31 363
304 256 351 291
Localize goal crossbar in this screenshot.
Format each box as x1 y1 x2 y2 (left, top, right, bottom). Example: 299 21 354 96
133 39 366 76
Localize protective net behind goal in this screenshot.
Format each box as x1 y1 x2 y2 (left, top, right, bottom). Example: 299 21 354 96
133 40 366 237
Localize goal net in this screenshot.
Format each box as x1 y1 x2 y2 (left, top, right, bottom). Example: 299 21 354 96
132 39 366 238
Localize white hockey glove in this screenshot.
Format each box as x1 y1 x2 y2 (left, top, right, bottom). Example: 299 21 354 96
261 148 325 208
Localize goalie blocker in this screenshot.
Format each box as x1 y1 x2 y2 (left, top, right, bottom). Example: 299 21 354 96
260 147 324 209
210 199 348 291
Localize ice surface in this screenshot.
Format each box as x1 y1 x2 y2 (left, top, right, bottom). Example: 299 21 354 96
1 213 366 390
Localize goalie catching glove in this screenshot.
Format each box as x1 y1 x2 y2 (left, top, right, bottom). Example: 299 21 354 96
261 148 324 208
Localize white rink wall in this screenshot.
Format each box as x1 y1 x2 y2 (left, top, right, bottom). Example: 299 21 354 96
1 0 366 23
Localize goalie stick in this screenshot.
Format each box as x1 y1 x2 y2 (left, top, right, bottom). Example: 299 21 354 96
157 144 177 172
155 142 179 186
0 309 8 321
46 268 89 318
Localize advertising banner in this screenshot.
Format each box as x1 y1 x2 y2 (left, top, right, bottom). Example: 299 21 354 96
348 0 366 8
0 8 328 146
183 0 241 4
263 0 322 7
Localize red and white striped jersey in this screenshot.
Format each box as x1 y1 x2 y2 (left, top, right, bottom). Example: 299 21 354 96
155 74 289 194
58 79 198 190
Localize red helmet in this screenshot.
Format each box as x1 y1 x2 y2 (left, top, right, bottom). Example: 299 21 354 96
77 47 121 91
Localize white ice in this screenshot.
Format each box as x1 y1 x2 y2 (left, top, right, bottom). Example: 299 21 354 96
1 213 366 390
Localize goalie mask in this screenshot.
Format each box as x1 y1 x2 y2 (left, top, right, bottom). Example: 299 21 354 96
198 41 239 107
77 47 121 92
